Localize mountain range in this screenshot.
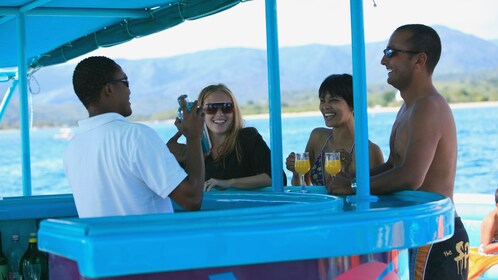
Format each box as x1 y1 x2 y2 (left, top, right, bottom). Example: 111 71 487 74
1 25 497 126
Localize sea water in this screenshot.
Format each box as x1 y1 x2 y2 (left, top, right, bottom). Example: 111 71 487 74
0 105 497 197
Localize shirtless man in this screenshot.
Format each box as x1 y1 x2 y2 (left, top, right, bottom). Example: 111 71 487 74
330 24 468 279
376 24 468 280
480 188 498 255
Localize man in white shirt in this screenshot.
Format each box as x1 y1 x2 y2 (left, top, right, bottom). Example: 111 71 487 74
64 56 205 218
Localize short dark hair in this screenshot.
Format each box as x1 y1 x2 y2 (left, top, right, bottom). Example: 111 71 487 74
72 56 121 107
394 24 441 74
494 188 498 204
318 73 354 110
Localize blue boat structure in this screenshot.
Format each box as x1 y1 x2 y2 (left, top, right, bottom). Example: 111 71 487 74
0 1 495 279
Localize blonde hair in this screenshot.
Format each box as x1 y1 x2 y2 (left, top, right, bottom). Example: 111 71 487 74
197 84 244 163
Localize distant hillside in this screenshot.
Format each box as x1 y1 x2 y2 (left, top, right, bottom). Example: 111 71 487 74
1 25 498 127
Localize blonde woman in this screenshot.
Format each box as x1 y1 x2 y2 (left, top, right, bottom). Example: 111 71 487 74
168 84 286 191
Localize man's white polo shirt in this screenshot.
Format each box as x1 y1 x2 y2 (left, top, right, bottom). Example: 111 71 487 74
64 113 187 218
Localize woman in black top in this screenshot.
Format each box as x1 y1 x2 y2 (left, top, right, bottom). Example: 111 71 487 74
168 84 286 190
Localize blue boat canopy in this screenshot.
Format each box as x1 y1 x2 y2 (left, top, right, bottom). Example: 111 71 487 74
0 0 257 195
1 0 374 200
0 0 246 69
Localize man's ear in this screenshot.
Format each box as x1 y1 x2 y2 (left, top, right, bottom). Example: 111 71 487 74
102 82 114 98
413 52 428 71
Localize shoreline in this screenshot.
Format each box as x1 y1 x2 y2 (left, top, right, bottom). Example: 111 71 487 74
1 101 497 130
244 101 498 120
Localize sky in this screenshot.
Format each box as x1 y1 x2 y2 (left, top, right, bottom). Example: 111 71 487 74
90 0 498 60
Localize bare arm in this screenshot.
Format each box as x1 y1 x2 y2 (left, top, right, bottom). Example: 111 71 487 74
166 130 187 165
169 99 205 211
370 100 442 194
369 141 385 169
481 212 498 254
286 129 320 186
285 127 324 186
285 152 301 186
205 173 272 191
326 141 385 195
369 161 393 176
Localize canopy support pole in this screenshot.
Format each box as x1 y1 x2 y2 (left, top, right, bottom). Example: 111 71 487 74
348 0 378 208
264 0 284 192
0 79 19 122
17 12 32 196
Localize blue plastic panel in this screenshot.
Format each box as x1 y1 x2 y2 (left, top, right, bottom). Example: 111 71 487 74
0 194 78 258
38 190 454 278
0 194 77 220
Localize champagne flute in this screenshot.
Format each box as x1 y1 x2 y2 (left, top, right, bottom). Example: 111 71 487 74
295 152 310 193
325 152 342 178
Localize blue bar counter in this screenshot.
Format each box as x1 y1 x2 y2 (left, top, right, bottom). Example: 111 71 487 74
0 194 77 248
30 189 454 279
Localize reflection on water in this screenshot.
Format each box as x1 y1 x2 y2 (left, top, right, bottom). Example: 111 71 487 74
1 105 497 197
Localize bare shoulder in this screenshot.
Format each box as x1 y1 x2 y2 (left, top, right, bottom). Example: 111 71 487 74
308 127 332 147
482 210 498 227
368 140 381 150
368 140 385 165
409 94 454 132
412 93 451 116
310 127 332 139
368 140 383 155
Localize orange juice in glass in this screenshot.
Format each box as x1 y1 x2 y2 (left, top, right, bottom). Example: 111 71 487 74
325 152 341 177
295 159 311 175
295 152 310 193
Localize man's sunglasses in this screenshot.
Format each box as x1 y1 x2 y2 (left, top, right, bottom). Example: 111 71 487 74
204 103 234 115
383 47 423 58
108 78 129 88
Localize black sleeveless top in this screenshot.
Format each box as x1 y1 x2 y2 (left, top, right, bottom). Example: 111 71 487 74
205 127 287 185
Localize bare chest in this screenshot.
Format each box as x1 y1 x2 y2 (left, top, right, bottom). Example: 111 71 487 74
389 112 410 165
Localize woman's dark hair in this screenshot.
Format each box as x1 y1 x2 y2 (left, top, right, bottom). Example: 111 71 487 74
318 73 353 110
72 56 121 107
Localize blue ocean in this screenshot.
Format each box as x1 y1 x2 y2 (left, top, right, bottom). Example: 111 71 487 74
1 105 497 197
